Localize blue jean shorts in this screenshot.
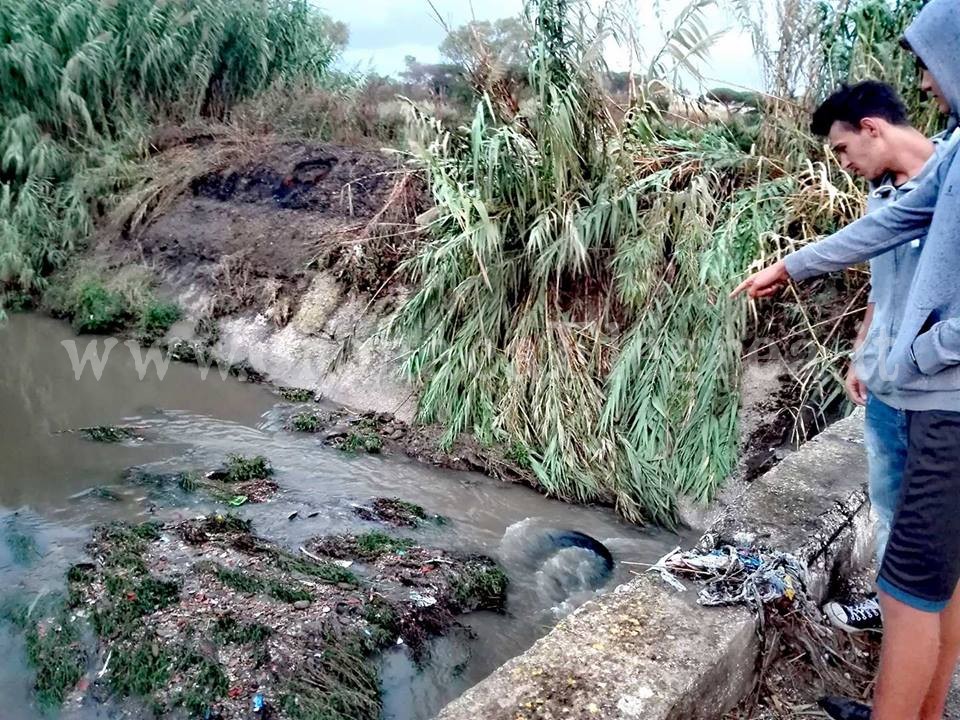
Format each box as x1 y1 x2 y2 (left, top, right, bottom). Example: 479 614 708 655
864 393 909 564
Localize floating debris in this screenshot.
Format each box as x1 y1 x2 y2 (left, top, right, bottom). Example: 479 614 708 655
276 387 317 403
77 426 143 443
354 498 442 528
9 517 510 718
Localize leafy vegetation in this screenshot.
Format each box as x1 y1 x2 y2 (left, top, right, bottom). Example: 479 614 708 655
109 633 173 698
291 411 323 433
42 264 181 339
452 564 510 612
10 598 88 711
212 615 273 646
0 0 346 306
393 0 743 524
136 301 182 344
177 471 201 493
224 454 272 483
339 421 383 454
212 565 314 604
281 635 382 720
2 517 40 566
391 0 927 524
270 549 360 587
79 425 140 443
355 532 414 560
279 387 317 403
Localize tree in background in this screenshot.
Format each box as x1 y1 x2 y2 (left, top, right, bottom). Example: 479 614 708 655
439 17 529 71
400 17 530 108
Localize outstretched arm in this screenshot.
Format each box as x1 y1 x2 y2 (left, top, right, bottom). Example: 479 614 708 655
732 146 956 299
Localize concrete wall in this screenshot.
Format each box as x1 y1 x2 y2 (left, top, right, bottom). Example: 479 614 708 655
170 271 416 421
437 412 872 720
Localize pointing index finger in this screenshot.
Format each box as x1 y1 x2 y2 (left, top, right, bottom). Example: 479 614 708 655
730 278 751 298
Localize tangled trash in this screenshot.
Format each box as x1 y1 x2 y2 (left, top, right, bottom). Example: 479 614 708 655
648 544 880 718
650 546 805 609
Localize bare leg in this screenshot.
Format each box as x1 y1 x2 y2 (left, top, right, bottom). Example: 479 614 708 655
919 584 960 720
874 591 941 720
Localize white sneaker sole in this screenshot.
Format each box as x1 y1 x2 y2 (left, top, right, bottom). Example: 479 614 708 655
823 601 883 634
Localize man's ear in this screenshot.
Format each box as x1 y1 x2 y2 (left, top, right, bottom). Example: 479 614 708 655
859 117 882 137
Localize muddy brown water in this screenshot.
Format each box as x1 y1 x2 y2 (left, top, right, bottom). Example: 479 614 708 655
0 314 694 720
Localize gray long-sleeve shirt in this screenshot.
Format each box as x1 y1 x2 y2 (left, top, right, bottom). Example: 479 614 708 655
783 136 960 410
854 132 957 409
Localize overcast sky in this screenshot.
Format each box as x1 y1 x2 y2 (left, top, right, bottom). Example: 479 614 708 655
323 0 765 92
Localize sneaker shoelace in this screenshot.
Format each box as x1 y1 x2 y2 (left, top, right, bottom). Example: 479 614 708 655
847 599 881 623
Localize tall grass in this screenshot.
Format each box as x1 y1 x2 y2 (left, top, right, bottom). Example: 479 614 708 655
393 0 921 523
0 0 344 302
391 0 741 524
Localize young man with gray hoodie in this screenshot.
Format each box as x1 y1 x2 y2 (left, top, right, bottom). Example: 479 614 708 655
805 80 956 637
733 1 960 717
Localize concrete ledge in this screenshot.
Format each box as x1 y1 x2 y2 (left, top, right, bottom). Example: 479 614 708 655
437 413 871 720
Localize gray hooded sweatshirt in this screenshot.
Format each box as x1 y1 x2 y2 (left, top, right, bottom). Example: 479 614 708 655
855 131 957 407
782 0 960 411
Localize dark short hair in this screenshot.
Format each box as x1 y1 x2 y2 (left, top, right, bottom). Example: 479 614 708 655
811 81 910 136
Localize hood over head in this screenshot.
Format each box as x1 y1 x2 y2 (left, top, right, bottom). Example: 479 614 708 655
904 0 960 124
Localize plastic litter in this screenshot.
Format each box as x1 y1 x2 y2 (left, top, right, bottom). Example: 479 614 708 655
252 692 265 713
650 545 805 609
409 591 438 608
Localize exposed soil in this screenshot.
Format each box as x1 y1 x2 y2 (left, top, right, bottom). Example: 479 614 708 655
742 274 869 472
105 137 426 321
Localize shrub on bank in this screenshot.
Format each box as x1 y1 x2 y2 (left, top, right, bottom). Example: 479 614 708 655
41 265 181 340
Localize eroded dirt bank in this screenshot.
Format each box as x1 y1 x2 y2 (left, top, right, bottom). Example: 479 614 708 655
89 132 801 513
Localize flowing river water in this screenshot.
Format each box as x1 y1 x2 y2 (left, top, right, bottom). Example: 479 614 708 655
0 314 693 720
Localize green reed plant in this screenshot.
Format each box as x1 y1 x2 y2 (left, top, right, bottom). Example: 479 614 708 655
392 0 884 523
0 0 345 306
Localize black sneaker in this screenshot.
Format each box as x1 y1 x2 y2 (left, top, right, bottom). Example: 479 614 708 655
818 696 871 720
823 595 882 633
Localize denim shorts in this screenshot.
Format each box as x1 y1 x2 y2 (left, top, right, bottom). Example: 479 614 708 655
864 393 909 564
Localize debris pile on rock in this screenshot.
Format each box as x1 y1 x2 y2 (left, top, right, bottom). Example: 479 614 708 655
77 426 144 443
287 409 384 454
353 497 444 528
282 408 531 485
123 455 280 509
15 513 507 719
306 531 508 658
